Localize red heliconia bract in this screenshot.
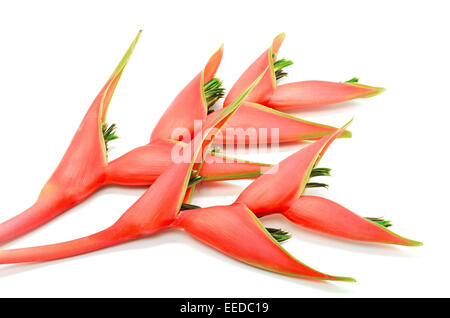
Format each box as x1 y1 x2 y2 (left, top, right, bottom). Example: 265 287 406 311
225 34 284 106
223 33 384 111
284 196 422 246
0 31 143 245
150 45 224 142
236 121 421 246
105 139 270 185
235 122 349 215
0 160 194 263
172 203 354 282
206 102 351 145
266 80 385 111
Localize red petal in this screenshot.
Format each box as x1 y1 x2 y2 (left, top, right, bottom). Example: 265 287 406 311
236 123 350 214
107 140 270 185
150 47 223 142
0 157 193 264
266 80 385 110
0 32 141 245
106 140 175 185
223 34 284 107
284 196 422 246
207 102 350 145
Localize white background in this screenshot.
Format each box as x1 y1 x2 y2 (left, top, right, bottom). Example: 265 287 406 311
0 0 448 297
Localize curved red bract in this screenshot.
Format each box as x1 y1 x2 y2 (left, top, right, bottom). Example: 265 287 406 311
237 124 349 214
266 81 383 110
223 34 284 107
0 32 141 245
224 34 383 111
207 102 348 145
150 46 224 142
283 196 421 246
106 140 270 185
173 203 352 281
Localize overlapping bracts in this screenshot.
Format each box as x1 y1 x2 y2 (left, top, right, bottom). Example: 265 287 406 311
0 31 419 284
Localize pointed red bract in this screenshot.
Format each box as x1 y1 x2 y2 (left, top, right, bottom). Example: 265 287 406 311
150 46 223 142
223 34 284 107
199 153 270 181
224 34 383 111
266 81 385 110
207 102 350 145
173 203 354 281
0 107 208 263
284 196 422 246
106 140 270 185
0 159 193 264
0 31 141 245
106 140 175 185
236 124 350 215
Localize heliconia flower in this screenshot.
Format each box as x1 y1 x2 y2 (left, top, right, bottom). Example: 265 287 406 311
0 31 142 245
236 121 421 246
0 68 266 264
172 203 355 282
284 196 422 246
223 33 384 111
206 102 351 145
